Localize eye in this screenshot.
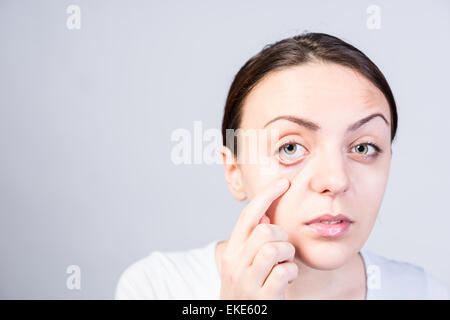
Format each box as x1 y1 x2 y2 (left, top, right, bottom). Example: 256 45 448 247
278 142 307 164
351 142 382 157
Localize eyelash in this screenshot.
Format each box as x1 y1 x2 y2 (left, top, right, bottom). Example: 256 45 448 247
362 142 382 154
276 140 383 164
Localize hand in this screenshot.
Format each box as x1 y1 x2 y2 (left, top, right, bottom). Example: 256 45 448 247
219 178 298 300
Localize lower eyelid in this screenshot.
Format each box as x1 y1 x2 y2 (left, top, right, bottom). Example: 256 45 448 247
278 152 379 166
278 158 304 167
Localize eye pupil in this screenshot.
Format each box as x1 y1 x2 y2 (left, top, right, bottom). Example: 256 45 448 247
284 144 296 153
278 142 305 164
356 145 368 154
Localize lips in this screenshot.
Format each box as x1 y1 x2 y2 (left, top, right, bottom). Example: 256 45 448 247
304 214 353 238
305 214 353 225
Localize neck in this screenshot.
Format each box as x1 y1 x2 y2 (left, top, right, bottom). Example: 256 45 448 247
286 251 366 299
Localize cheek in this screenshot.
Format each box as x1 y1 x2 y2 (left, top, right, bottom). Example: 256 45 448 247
350 159 390 211
267 159 390 232
240 157 292 198
352 166 390 241
240 162 282 199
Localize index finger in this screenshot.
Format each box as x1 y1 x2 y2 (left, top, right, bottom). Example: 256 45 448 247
227 178 290 251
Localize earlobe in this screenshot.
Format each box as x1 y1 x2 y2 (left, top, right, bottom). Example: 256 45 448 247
221 146 247 201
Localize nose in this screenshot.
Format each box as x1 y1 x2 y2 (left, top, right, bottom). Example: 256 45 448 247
307 146 350 197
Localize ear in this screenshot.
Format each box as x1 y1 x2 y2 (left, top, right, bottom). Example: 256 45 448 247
221 145 247 201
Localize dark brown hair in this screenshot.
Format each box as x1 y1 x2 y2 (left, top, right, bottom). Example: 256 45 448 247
221 32 397 155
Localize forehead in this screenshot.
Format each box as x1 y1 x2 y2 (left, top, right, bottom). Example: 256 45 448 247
240 62 390 132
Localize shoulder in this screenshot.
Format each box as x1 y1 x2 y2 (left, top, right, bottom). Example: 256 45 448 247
115 240 221 300
424 271 450 300
361 249 449 299
114 252 161 300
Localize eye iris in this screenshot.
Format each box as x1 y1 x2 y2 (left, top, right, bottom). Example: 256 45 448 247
283 144 296 154
356 144 368 154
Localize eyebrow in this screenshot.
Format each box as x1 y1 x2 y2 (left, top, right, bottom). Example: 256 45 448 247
263 112 389 133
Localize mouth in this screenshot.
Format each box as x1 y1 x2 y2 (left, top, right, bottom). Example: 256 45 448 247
304 214 353 238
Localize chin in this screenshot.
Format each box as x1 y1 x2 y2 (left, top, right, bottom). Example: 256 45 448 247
292 237 357 270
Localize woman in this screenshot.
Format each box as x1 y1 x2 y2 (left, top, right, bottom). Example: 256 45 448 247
115 32 449 300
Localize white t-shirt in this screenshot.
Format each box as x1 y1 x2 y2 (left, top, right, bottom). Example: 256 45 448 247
115 239 449 300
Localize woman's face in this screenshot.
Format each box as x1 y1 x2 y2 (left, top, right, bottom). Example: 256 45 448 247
232 62 392 270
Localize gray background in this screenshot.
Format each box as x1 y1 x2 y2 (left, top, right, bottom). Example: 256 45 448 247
0 0 449 299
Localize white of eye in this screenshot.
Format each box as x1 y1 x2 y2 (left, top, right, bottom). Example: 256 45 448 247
279 143 306 161
353 143 376 155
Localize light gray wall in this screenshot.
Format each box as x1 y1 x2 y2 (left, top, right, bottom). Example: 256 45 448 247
0 0 449 299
